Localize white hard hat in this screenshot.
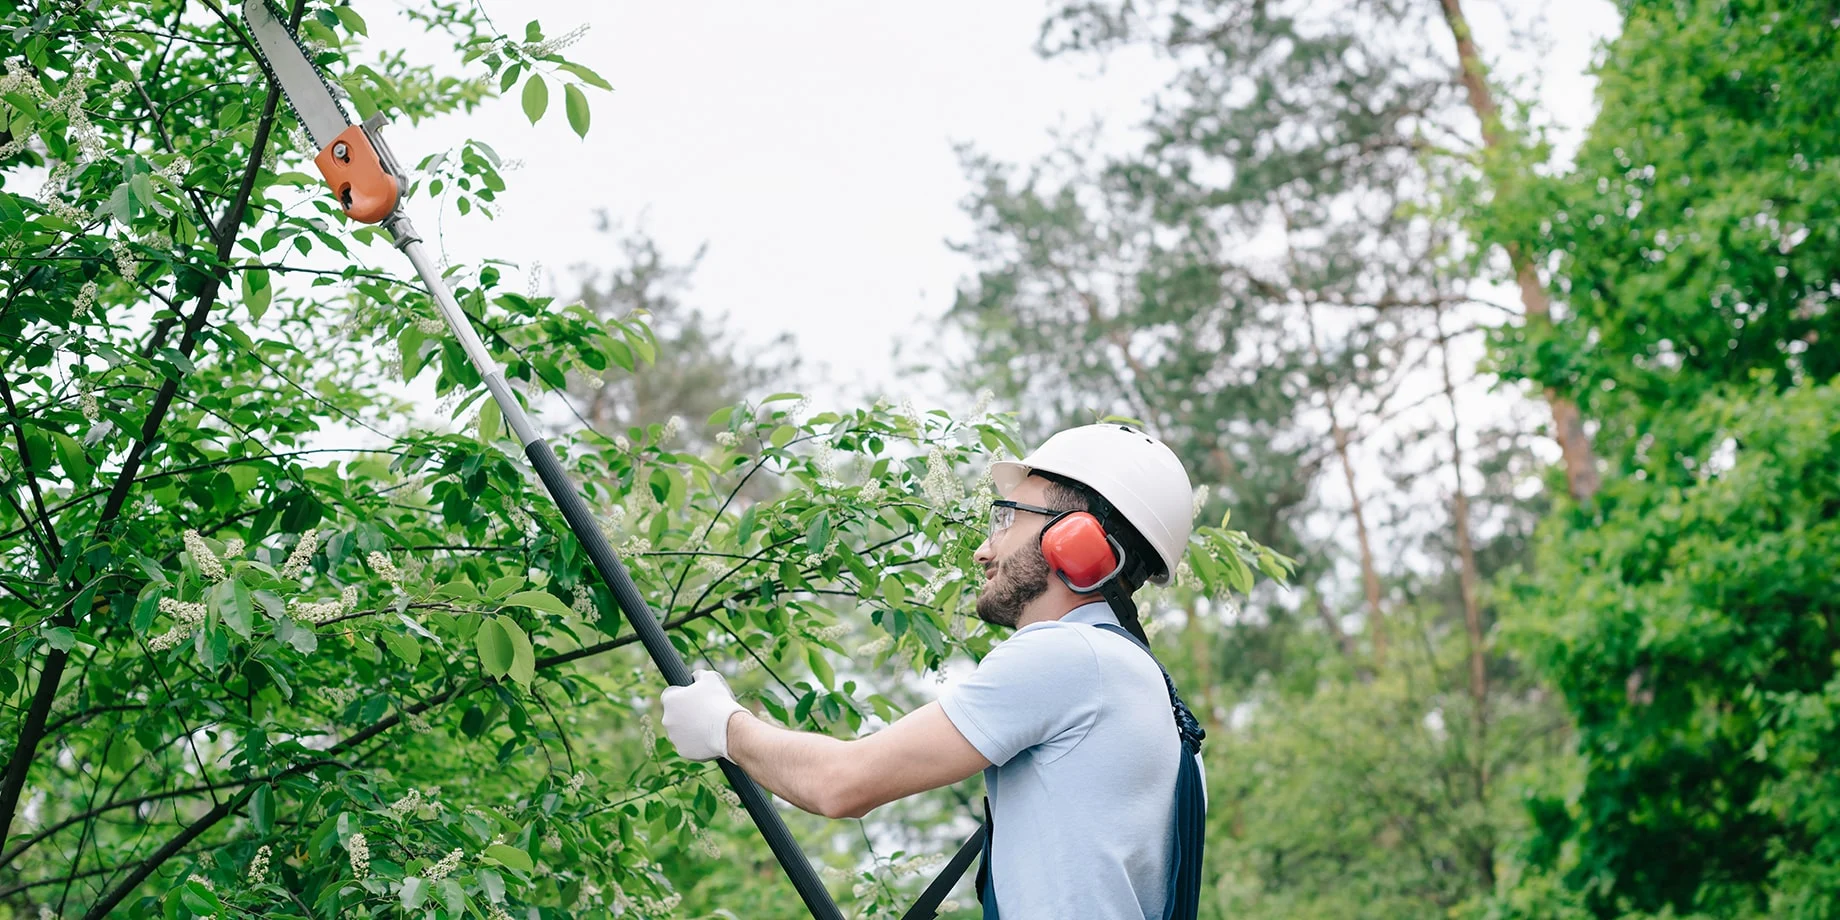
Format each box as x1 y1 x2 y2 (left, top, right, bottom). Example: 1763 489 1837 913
991 424 1195 584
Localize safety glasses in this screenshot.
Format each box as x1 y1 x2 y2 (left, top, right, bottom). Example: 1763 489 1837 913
988 499 1066 539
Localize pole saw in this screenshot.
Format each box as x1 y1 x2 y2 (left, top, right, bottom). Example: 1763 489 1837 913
237 3 850 916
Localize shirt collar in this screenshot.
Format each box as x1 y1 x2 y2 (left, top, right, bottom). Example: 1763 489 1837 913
1059 601 1121 628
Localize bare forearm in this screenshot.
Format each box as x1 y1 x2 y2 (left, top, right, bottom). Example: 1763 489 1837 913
724 711 858 818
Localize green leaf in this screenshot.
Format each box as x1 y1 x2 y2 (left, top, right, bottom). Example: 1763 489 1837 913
242 267 271 324
736 505 758 544
523 19 542 42
504 590 572 618
476 617 514 679
806 511 831 554
45 627 75 651
808 647 834 689
250 783 273 833
559 61 613 90
400 876 428 911
332 6 367 35
770 425 796 448
496 615 535 685
521 74 548 124
477 396 501 443
383 631 421 668
53 433 90 488
563 83 590 137
485 575 524 599
484 843 533 872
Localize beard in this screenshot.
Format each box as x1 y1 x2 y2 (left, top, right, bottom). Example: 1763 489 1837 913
975 542 1052 629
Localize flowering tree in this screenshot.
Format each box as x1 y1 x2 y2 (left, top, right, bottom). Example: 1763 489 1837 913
0 3 1280 919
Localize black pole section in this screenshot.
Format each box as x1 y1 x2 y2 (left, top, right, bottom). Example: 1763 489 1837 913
524 442 845 920
900 826 985 919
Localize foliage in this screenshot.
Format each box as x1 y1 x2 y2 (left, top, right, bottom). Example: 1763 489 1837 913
1484 1 1840 917
0 6 1281 920
948 3 1574 919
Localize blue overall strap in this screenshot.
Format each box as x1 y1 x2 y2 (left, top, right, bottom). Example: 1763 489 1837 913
1093 622 1206 920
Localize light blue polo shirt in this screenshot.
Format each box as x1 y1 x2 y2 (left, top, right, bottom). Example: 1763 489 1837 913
939 602 1187 919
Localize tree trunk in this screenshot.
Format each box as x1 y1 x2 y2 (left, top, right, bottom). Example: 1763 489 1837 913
1437 310 1493 888
1305 303 1387 666
1436 0 1602 503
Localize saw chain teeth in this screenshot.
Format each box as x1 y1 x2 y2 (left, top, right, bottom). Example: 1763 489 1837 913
244 0 347 139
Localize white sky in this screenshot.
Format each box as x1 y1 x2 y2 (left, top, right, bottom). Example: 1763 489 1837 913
376 0 1623 410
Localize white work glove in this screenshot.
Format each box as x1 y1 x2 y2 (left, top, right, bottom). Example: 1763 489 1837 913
660 669 748 761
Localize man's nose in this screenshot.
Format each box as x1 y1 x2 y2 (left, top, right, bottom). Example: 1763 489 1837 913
972 538 994 567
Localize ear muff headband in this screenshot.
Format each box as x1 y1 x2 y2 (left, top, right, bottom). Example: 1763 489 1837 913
1039 511 1128 594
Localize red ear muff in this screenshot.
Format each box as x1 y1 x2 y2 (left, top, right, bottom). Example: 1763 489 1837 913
1040 512 1127 594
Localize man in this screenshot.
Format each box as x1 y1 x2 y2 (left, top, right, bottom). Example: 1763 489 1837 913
661 424 1204 919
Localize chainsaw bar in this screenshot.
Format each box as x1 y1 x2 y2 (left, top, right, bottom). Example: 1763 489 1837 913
243 0 351 148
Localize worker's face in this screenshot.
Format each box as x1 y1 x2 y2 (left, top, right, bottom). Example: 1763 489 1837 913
972 477 1060 628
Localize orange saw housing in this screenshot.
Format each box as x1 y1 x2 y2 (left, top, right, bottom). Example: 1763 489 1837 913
314 124 400 224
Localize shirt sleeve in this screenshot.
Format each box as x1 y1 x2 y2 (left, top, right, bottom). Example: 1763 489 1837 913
938 624 1103 766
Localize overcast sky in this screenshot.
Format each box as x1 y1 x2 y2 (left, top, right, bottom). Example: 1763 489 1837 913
376 0 1623 409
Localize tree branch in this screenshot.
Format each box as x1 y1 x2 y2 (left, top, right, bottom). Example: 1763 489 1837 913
0 19 291 848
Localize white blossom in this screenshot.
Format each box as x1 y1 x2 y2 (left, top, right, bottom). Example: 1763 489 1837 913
147 625 191 652
921 448 961 509
222 538 245 559
857 479 883 504
565 771 587 796
187 873 214 891
814 442 842 490
368 551 404 584
525 22 590 57
714 430 738 448
415 315 445 334
619 536 652 557
159 597 207 625
571 583 594 616
970 388 995 418
810 623 848 643
154 155 190 184
1192 484 1211 518
287 598 343 625
1175 560 1197 591
247 845 270 885
386 789 423 819
72 281 98 318
425 847 464 881
341 584 360 611
183 530 225 581
854 636 892 657
661 415 682 444
109 237 137 280
280 530 321 579
347 832 370 878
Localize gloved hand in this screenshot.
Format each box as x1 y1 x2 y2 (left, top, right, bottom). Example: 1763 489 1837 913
660 669 748 761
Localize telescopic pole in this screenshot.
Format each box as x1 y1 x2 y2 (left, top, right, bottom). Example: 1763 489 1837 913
381 206 846 920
